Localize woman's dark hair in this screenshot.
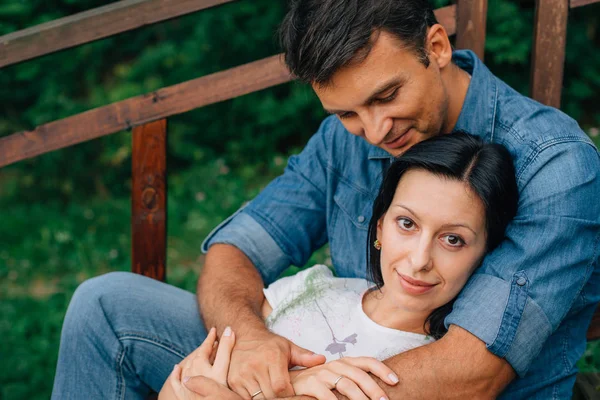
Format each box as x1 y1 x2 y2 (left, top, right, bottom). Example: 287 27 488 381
279 0 438 85
366 133 519 339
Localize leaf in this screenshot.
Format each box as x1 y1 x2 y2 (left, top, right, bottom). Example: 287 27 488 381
342 333 358 345
325 342 347 354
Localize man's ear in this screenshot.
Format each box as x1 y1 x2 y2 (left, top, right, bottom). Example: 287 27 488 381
426 24 453 70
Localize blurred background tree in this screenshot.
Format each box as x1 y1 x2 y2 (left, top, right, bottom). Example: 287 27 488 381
0 0 599 398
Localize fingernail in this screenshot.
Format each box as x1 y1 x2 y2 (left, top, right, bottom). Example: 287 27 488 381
183 376 190 383
388 373 399 384
224 326 232 337
172 364 177 371
380 397 388 400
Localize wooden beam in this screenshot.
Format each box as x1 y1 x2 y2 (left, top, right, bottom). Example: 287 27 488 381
0 0 238 68
455 0 488 60
571 0 600 7
436 5 458 36
0 55 291 168
530 0 568 108
0 5 456 168
131 119 167 282
587 306 600 341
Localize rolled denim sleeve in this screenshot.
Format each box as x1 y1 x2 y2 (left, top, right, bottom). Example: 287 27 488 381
201 117 335 284
446 140 600 377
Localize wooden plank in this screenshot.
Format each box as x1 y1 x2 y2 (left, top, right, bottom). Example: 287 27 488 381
131 119 167 281
0 5 456 168
0 55 292 168
587 306 600 341
571 0 600 7
0 0 238 68
530 0 568 109
455 0 488 60
435 5 457 36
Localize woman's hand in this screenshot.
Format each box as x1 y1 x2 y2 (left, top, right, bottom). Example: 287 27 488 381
158 326 241 400
289 357 399 400
179 326 235 386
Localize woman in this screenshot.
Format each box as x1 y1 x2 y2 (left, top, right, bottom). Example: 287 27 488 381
160 133 519 400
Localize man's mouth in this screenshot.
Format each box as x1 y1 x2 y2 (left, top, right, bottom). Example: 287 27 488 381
384 128 413 150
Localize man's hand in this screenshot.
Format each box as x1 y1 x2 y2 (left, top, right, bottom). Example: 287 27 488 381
227 329 326 399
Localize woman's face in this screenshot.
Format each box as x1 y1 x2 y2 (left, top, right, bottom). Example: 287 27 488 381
377 168 487 315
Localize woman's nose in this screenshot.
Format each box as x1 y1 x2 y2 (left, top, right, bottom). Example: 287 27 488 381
409 239 434 272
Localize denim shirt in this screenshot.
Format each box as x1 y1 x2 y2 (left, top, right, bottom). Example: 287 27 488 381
202 50 600 398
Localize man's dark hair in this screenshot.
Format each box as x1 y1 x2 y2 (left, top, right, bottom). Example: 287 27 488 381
366 133 519 339
279 0 438 85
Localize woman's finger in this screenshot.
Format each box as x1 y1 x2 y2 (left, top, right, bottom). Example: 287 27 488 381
342 357 399 386
195 327 218 359
169 364 190 398
334 376 369 400
300 375 338 400
212 327 236 382
328 361 389 400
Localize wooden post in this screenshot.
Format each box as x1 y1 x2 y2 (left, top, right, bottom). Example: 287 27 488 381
530 0 568 108
131 119 167 281
455 0 488 60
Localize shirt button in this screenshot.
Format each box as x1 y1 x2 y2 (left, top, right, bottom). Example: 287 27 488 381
357 216 365 223
516 277 527 286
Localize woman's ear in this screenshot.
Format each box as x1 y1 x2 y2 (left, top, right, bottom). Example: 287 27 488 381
376 213 385 240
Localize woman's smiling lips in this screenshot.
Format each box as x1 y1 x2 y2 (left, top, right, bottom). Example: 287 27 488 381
396 270 438 295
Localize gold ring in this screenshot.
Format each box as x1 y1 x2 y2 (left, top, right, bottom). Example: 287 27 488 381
251 390 263 398
333 375 344 387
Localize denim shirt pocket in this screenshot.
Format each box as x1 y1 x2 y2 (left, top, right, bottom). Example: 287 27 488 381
330 179 373 278
333 179 373 231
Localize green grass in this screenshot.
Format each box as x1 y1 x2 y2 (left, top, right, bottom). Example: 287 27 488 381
1 153 599 400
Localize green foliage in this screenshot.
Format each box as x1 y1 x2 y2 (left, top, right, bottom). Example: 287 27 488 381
1 1 600 399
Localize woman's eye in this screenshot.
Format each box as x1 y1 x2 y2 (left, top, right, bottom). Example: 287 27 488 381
443 235 465 247
397 217 416 231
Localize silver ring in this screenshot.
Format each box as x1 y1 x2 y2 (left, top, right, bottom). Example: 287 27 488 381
333 375 344 387
251 390 263 398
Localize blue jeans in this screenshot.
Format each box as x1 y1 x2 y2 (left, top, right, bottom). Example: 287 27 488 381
51 272 207 400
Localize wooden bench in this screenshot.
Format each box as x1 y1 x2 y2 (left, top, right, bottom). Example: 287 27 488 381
0 0 599 392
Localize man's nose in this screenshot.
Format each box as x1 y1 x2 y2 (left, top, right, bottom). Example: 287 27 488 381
362 112 393 145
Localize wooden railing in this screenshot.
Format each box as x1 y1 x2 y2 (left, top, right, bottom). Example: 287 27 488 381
1 0 600 339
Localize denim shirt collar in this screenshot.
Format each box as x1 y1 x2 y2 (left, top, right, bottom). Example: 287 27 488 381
368 50 499 160
452 50 499 142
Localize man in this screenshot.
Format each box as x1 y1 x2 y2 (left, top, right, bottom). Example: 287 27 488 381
52 0 600 399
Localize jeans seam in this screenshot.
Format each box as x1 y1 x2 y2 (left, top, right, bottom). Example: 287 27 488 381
116 347 126 400
116 331 188 359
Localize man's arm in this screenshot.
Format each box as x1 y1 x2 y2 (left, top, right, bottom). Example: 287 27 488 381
198 243 267 337
198 243 325 398
332 325 514 399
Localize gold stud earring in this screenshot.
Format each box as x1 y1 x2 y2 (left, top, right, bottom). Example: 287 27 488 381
374 239 381 250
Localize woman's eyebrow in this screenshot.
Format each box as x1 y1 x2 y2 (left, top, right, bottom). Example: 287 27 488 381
440 223 477 236
393 204 478 235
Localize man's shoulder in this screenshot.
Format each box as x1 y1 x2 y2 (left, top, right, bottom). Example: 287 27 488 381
493 79 592 150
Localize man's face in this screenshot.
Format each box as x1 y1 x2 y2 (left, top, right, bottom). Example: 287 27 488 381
313 31 450 157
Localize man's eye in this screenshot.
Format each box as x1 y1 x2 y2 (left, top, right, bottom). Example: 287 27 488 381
338 112 355 120
376 88 399 104
397 217 416 231
443 235 465 247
